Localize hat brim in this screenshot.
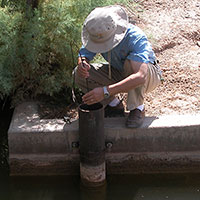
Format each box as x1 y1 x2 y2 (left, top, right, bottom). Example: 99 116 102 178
81 6 129 53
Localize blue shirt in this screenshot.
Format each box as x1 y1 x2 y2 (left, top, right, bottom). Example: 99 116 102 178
79 24 156 71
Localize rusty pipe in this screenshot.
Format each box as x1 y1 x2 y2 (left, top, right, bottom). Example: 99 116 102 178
78 103 106 187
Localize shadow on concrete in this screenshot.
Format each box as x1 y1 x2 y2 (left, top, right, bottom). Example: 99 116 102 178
142 116 159 128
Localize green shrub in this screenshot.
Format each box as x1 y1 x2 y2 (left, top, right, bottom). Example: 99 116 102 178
0 0 129 105
0 7 21 100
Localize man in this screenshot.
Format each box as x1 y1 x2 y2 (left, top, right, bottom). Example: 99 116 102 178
75 5 162 128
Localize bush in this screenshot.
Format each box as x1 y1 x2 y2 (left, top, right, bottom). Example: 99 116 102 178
0 0 129 105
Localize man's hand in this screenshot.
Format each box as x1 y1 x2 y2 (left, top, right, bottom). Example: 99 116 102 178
77 57 91 78
82 87 104 105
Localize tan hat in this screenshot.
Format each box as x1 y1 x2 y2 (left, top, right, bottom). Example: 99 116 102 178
81 5 129 53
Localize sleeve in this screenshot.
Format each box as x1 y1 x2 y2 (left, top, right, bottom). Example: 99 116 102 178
127 35 154 64
79 45 96 61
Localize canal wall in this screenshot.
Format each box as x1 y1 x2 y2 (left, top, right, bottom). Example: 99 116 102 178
8 102 200 176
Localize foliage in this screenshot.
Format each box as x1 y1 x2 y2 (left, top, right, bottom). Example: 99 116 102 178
0 0 129 105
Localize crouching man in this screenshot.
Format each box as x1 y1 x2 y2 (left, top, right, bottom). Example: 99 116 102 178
75 5 162 128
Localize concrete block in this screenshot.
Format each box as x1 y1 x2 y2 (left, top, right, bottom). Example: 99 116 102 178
8 102 200 175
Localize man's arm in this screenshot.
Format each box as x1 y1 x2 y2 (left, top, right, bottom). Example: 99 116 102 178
77 57 90 78
82 60 148 105
107 60 148 95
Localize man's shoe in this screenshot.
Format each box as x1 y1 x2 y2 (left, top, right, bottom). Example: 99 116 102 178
126 108 145 128
104 101 124 118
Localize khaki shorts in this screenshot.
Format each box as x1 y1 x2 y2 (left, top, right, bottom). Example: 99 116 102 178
74 60 161 110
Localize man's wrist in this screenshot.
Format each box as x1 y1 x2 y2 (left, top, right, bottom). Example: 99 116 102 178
103 86 110 99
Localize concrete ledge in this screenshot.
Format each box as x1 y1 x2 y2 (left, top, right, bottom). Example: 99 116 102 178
8 102 200 175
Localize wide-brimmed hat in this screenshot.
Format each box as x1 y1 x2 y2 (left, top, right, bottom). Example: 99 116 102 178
81 5 129 53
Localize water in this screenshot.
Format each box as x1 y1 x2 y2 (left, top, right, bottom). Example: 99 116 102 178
0 174 200 200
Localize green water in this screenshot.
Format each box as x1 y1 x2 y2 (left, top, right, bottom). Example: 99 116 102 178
0 174 200 200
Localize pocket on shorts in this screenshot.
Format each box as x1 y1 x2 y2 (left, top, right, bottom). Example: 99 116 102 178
145 63 162 93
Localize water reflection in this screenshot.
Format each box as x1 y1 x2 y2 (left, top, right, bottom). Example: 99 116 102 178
106 175 139 200
0 174 200 200
9 176 80 200
135 186 200 200
80 183 107 200
0 175 10 200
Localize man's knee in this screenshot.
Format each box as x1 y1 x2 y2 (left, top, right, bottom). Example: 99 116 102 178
145 63 161 93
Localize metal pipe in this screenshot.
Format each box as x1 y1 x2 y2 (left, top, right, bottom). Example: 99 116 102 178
78 103 106 187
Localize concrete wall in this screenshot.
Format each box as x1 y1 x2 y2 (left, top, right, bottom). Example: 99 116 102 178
8 102 200 176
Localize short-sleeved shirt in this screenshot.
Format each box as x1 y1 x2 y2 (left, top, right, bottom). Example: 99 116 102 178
79 24 156 71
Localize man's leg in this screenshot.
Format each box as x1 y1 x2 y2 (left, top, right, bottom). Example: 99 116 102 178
123 60 161 127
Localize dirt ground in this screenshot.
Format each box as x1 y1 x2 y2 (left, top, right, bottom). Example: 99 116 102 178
129 0 200 116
